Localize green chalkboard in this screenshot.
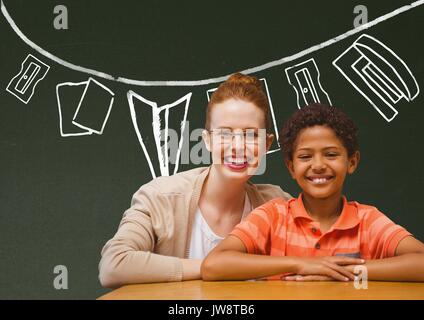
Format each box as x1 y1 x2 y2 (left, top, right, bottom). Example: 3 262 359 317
0 0 423 299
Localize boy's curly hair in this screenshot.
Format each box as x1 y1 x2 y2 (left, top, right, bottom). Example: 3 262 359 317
279 103 359 160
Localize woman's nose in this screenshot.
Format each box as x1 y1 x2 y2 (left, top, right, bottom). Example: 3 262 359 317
231 134 246 156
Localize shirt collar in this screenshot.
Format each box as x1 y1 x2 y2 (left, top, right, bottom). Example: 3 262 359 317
289 193 360 231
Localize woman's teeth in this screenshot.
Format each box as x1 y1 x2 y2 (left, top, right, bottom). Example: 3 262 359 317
224 157 249 170
225 157 247 165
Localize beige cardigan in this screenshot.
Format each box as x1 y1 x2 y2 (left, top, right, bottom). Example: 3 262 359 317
99 166 291 287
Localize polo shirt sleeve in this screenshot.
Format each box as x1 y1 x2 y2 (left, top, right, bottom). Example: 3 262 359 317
364 207 412 259
229 201 277 255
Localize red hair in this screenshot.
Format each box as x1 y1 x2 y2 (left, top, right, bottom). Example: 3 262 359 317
205 73 271 132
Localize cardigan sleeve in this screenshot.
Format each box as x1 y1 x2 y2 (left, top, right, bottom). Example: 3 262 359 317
98 185 183 288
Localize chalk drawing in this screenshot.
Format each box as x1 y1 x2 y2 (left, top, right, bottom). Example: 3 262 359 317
285 58 332 108
206 78 280 154
128 91 192 178
56 78 114 136
333 34 419 122
56 81 93 137
71 78 115 134
2 0 423 86
6 54 49 103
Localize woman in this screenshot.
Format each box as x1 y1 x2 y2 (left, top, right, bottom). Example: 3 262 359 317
99 73 292 287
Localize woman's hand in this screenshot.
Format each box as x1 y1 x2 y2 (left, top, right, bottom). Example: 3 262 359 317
285 256 365 282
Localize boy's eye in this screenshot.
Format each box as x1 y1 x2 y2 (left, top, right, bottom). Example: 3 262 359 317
326 153 339 158
298 154 312 160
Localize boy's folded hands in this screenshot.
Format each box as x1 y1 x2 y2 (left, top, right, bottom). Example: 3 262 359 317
283 256 365 282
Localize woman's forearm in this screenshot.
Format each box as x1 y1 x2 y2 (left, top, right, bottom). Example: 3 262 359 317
181 259 202 280
363 253 424 282
201 250 298 281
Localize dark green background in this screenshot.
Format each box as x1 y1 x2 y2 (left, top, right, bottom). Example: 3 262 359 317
0 0 422 299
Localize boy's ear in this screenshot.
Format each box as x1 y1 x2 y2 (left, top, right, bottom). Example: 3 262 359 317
285 158 296 179
202 130 212 152
348 151 360 174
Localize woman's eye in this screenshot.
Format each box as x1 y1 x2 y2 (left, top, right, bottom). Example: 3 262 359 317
245 131 259 138
221 132 232 138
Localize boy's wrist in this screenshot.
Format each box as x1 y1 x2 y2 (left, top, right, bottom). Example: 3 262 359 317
283 256 302 274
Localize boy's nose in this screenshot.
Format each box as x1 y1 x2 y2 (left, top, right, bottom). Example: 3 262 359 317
311 157 326 171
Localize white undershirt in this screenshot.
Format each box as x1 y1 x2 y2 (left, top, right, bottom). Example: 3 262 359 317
188 193 252 259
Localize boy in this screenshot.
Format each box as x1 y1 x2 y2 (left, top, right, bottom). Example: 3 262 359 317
201 103 424 282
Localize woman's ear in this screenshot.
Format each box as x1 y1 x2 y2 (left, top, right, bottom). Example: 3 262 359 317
348 151 360 174
285 158 296 179
202 130 212 152
266 133 274 153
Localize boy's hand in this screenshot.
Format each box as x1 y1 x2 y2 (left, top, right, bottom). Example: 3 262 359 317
286 256 365 282
284 275 335 281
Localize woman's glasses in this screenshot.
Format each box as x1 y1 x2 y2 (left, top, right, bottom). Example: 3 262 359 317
208 128 265 145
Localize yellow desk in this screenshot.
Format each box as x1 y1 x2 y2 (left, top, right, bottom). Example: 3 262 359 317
98 280 424 300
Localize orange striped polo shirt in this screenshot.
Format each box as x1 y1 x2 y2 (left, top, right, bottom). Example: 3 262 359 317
230 194 412 261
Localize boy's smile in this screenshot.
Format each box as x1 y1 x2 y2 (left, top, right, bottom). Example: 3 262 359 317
286 125 359 201
307 174 334 185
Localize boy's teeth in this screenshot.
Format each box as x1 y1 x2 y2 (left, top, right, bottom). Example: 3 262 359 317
312 178 328 184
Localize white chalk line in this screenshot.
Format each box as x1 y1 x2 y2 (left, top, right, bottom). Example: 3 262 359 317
1 0 423 86
127 90 192 178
